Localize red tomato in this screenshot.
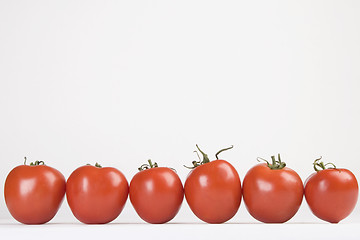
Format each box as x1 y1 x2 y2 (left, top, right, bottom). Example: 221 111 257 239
129 160 184 224
66 163 128 224
4 158 66 224
184 145 241 223
304 157 358 223
242 154 303 223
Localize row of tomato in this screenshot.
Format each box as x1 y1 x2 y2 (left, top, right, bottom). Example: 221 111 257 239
4 145 359 225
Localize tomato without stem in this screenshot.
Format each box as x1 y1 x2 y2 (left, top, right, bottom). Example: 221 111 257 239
242 154 303 223
66 163 129 224
4 159 66 224
304 157 359 223
184 145 241 224
129 160 184 224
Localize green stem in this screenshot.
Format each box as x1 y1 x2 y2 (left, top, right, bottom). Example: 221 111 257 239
313 157 337 172
24 157 45 166
258 154 286 170
184 144 234 169
215 145 234 159
196 144 210 163
30 161 44 166
138 159 158 171
271 156 276 166
183 161 199 169
324 162 337 168
194 151 201 161
257 157 271 166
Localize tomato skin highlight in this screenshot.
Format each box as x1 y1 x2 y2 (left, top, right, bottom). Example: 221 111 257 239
4 165 66 224
242 163 303 223
66 165 129 224
184 160 242 224
305 168 358 223
129 167 184 224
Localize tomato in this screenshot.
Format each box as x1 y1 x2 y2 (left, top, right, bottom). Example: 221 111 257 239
66 163 128 224
4 158 66 224
304 157 358 223
129 160 184 224
242 154 303 223
184 145 241 223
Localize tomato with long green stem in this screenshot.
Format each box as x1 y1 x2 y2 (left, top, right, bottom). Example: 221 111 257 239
242 154 303 223
4 157 66 224
129 159 184 224
184 145 241 224
305 157 358 223
66 163 129 224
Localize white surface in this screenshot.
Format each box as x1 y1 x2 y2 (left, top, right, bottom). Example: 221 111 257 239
1 0 360 237
1 199 360 239
1 220 360 240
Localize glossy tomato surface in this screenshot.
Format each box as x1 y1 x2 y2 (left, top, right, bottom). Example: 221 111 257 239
66 165 129 224
4 165 66 224
242 163 303 223
184 160 241 223
305 168 358 223
129 167 184 224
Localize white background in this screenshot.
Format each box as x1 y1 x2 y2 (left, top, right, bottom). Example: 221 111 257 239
1 0 360 239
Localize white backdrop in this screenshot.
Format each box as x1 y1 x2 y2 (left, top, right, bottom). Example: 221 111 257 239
1 0 360 225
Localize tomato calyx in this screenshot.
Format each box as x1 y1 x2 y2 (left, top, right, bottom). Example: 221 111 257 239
24 157 45 166
313 156 337 172
86 163 103 168
184 144 234 169
138 159 158 171
138 159 178 172
257 154 286 170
